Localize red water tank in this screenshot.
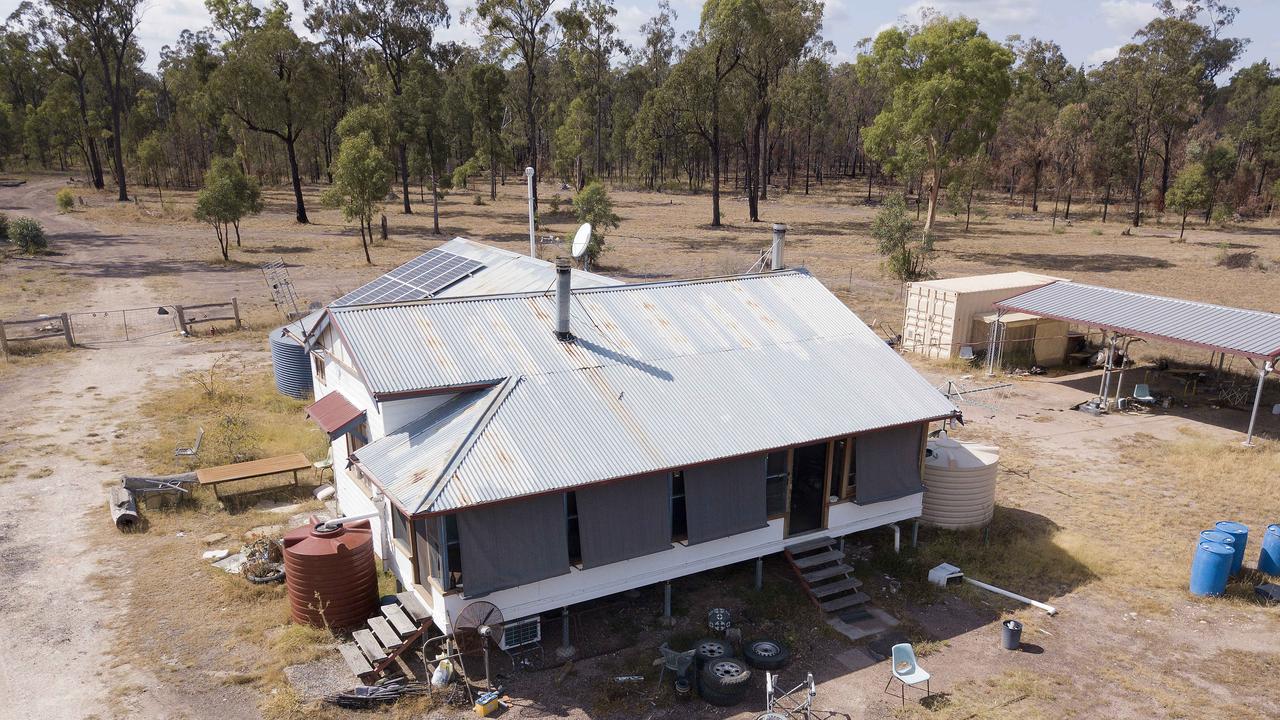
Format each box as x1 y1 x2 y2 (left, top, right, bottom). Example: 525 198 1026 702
283 517 379 631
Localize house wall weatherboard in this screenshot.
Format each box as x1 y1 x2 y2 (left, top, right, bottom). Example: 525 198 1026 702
326 421 930 634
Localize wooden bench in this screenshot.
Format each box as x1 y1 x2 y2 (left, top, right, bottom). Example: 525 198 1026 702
196 453 311 502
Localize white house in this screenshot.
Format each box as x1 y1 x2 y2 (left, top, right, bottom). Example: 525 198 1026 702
302 239 957 642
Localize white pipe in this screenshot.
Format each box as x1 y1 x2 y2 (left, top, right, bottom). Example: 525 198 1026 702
1244 361 1272 446
964 577 1057 615
525 166 536 257
317 511 379 531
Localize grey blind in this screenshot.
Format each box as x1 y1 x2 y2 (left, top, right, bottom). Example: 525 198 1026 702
577 473 672 569
458 492 569 597
684 454 768 544
855 423 925 505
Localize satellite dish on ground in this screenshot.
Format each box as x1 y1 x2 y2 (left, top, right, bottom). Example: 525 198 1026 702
571 223 593 259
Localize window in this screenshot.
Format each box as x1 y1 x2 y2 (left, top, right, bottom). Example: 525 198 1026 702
391 507 410 550
348 421 369 453
416 516 444 586
671 471 687 541
312 352 326 384
844 436 857 500
444 514 462 589
831 439 847 499
566 492 582 564
766 451 789 517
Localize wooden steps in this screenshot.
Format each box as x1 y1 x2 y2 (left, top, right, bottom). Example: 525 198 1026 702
784 536 876 633
810 576 863 598
338 592 438 680
791 549 844 569
819 592 871 613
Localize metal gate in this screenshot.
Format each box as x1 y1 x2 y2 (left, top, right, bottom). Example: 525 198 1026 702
67 306 180 344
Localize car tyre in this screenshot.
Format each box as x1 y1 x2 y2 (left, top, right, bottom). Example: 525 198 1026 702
743 638 790 670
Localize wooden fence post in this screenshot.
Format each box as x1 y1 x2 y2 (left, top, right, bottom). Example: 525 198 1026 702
0 321 9 357
231 297 242 330
174 305 188 335
60 313 74 347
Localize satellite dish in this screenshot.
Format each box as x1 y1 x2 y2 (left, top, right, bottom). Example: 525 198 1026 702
570 223 593 259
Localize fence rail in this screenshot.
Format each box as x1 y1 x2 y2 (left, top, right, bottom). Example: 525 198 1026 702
3 297 241 354
0 313 73 355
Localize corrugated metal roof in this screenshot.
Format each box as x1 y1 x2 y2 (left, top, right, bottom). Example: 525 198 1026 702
306 391 365 436
996 281 1280 360
915 271 1064 294
331 271 872 397
346 271 958 514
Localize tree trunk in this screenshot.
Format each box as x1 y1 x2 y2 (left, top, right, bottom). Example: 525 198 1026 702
965 185 973 232
398 143 412 213
286 136 309 223
1133 156 1145 227
107 93 128 201
1031 159 1041 212
710 96 722 228
431 170 441 235
1179 210 1187 239
923 170 941 235
361 219 372 264
525 65 539 210
1102 182 1111 223
233 219 241 247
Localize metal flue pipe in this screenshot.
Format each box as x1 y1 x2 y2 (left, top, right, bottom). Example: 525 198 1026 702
555 258 572 341
771 224 787 270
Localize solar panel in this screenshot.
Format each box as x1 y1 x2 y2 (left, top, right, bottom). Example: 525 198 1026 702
333 249 484 306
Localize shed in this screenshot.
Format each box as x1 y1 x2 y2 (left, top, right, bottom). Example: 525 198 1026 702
901 272 1063 360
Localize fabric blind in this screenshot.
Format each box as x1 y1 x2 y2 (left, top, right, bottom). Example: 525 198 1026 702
458 492 569 597
576 473 672 569
684 454 768 544
855 423 925 505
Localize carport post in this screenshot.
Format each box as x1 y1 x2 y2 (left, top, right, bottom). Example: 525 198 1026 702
754 557 763 590
1244 361 1273 447
556 606 576 660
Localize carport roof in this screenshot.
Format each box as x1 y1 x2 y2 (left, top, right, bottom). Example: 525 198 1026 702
996 281 1280 360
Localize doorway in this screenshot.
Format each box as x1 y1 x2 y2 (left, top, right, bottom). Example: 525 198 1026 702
788 441 828 536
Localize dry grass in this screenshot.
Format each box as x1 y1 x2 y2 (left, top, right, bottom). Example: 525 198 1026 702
127 358 327 476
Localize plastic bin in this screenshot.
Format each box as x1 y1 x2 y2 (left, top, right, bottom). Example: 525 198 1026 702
1001 619 1023 650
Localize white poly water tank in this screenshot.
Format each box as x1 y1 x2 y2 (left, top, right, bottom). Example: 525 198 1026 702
920 437 999 530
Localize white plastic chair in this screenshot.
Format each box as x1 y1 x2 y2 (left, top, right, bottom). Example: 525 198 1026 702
1133 383 1156 405
313 448 334 481
885 643 931 707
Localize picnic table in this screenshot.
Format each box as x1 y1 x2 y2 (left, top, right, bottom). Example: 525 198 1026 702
196 453 311 501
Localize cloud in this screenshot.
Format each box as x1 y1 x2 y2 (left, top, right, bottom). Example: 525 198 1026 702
1098 0 1159 31
1086 44 1122 66
899 0 1039 26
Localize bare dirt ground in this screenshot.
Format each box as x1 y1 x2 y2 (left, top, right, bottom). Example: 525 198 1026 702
1 172 1277 719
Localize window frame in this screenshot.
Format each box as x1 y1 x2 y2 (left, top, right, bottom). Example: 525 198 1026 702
311 352 326 384
765 449 790 519
670 471 688 542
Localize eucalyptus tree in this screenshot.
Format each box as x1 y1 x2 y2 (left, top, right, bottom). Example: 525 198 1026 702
556 0 626 178
466 62 508 200
29 4 106 188
303 0 364 182
736 0 822 219
350 0 449 214
46 0 143 200
209 6 324 222
474 0 558 208
863 16 1014 235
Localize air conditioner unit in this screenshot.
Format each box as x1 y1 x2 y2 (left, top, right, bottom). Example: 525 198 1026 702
499 617 541 651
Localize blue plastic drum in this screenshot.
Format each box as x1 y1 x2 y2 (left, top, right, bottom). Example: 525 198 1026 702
1214 521 1249 576
1190 541 1234 597
1258 524 1280 576
1200 530 1235 549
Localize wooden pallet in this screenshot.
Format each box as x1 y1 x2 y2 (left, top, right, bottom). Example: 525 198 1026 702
338 594 440 680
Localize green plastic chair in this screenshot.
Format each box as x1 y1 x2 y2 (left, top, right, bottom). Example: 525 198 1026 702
885 643 931 707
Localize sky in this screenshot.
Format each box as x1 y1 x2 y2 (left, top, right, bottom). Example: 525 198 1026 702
5 0 1278 76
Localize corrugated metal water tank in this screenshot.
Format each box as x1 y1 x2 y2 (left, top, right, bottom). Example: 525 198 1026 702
283 518 379 630
920 437 999 530
270 325 313 399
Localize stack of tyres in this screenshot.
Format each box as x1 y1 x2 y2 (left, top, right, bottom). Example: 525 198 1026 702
1190 540 1234 597
691 638 750 707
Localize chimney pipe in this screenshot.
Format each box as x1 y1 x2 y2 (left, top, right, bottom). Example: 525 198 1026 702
771 224 787 270
555 258 572 341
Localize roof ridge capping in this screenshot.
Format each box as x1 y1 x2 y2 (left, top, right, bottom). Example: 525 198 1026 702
328 267 814 311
